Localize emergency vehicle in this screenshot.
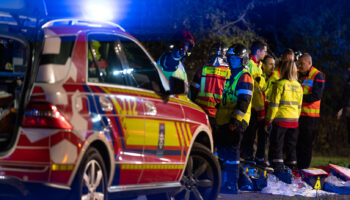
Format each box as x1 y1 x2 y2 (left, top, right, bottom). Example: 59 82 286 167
0 17 220 200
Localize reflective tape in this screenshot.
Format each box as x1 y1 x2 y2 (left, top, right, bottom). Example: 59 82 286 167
233 109 245 117
52 164 74 171
272 159 284 163
225 160 240 164
121 164 184 170
236 89 252 96
269 102 279 107
280 101 299 105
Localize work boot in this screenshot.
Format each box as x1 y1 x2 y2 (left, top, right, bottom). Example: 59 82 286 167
221 163 239 194
273 166 293 184
238 167 254 191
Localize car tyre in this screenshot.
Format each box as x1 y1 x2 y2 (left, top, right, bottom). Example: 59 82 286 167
69 147 108 200
171 143 221 200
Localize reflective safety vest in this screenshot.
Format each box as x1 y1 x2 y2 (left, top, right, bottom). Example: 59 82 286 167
216 69 252 126
300 67 323 117
157 58 189 86
266 79 303 128
195 65 231 117
247 59 265 112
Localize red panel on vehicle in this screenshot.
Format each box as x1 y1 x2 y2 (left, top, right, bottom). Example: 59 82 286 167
119 169 142 184
139 169 179 184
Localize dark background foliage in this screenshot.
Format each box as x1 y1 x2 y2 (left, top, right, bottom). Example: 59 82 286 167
125 0 350 156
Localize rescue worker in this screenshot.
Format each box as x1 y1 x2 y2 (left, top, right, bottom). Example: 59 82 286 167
191 43 230 146
296 53 325 169
264 60 303 183
216 44 253 194
241 40 267 164
157 30 195 92
251 55 277 166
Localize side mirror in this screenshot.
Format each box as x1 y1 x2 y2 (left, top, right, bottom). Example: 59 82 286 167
169 76 187 95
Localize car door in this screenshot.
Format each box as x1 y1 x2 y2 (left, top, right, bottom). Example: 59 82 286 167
86 33 145 185
118 36 186 184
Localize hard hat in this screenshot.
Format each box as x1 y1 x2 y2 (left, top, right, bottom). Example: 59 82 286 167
208 43 228 59
227 44 249 66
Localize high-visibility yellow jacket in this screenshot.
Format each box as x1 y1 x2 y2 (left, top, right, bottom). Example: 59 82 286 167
247 57 265 120
263 69 280 103
265 79 303 128
216 68 253 126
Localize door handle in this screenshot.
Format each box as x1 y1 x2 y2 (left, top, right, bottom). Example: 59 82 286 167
145 101 157 115
99 96 113 112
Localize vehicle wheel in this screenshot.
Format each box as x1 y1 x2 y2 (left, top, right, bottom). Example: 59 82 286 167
70 147 108 200
172 143 221 200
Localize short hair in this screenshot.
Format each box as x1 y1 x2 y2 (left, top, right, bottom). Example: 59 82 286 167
263 55 274 64
250 40 267 55
280 60 298 81
282 48 294 57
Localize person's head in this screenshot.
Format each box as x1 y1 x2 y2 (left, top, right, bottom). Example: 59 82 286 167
280 60 298 81
208 43 228 66
250 40 267 61
280 48 295 62
168 30 195 58
297 53 312 74
262 55 275 76
226 43 249 68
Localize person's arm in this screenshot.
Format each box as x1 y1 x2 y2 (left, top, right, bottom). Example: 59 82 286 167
303 72 325 102
190 68 203 101
230 73 253 128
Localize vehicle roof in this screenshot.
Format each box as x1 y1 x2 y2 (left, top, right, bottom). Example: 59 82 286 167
41 18 130 37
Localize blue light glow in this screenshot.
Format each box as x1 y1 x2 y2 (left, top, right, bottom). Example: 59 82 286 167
82 0 116 21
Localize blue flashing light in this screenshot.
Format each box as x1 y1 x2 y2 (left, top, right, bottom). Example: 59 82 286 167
83 0 116 22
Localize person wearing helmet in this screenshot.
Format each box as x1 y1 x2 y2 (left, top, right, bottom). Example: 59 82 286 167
190 43 230 145
240 40 267 165
157 30 195 92
216 44 253 194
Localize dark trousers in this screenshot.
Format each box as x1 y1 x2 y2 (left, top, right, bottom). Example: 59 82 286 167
241 110 267 160
269 125 299 168
217 123 247 162
296 116 319 169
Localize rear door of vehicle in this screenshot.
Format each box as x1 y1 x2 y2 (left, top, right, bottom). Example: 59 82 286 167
117 36 186 184
86 33 145 185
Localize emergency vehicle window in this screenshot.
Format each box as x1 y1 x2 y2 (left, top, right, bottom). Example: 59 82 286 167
87 34 126 86
40 36 75 66
119 38 162 93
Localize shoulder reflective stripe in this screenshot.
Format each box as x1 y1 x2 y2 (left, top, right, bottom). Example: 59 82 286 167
279 101 299 105
272 159 284 163
203 66 230 77
233 109 245 117
302 79 313 87
269 102 279 107
236 89 252 96
225 160 240 164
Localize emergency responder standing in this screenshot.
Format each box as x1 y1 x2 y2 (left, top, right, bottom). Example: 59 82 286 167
241 40 267 165
157 30 195 91
265 60 303 183
216 44 253 194
191 43 230 146
251 55 277 166
296 53 325 170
